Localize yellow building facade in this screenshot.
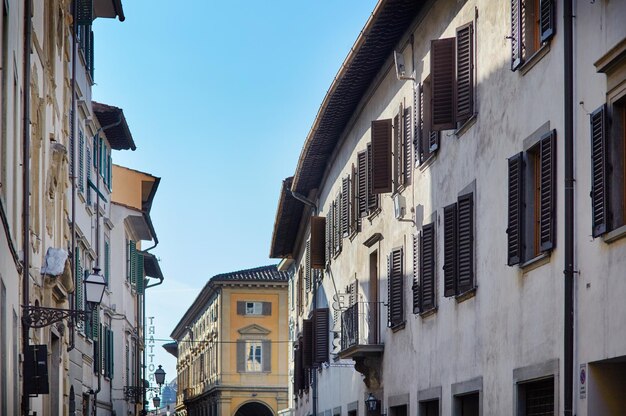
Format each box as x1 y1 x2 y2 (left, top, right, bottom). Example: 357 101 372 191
170 265 289 416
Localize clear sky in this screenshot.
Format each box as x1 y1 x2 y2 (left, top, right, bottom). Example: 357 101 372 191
93 0 377 392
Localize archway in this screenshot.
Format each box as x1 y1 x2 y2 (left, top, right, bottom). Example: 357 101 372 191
233 400 274 416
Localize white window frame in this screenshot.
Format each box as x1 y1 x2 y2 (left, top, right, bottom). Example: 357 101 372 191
245 302 262 315
245 340 263 372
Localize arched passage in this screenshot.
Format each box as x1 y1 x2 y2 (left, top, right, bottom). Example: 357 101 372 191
233 400 274 416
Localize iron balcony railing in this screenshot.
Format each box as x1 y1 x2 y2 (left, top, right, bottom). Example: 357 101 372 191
341 301 379 351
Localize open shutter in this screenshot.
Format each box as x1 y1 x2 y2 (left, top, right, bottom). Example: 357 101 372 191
78 131 84 192
262 340 271 372
294 344 303 391
420 223 436 311
394 111 404 190
313 308 329 366
412 234 420 314
75 249 83 311
456 23 474 123
302 319 313 369
262 302 272 316
357 151 368 217
75 0 93 25
237 301 245 315
511 0 523 70
325 207 331 262
341 177 350 236
351 165 360 231
443 203 458 297
367 143 378 210
590 105 609 237
404 106 412 183
310 216 326 269
457 193 474 293
539 0 555 43
431 37 456 131
507 153 524 265
371 119 393 194
539 130 556 251
236 340 245 372
334 196 342 253
135 252 144 294
388 248 404 327
305 241 311 291
129 241 137 287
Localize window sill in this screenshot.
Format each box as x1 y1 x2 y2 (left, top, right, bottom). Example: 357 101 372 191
77 191 85 204
367 207 382 221
455 287 476 303
519 252 551 271
420 307 437 318
454 114 478 138
603 224 626 244
418 152 438 171
519 43 551 76
390 321 406 332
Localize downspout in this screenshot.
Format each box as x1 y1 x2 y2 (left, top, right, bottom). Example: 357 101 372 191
287 187 317 214
20 0 32 414
69 0 78 353
563 1 574 416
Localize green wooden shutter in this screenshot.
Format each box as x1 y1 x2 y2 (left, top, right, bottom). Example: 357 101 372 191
104 241 110 285
78 130 84 192
75 0 93 25
129 241 137 287
135 252 144 294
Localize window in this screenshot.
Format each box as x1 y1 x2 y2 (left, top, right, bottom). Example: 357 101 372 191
387 247 404 329
237 301 271 316
393 104 412 191
237 340 269 373
507 130 556 265
419 399 439 416
430 22 475 131
454 392 479 416
413 222 436 314
511 0 555 71
357 144 379 218
443 192 475 297
517 377 554 416
416 76 440 164
246 302 262 315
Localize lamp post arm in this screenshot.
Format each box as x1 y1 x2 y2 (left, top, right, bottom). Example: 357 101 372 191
22 305 93 328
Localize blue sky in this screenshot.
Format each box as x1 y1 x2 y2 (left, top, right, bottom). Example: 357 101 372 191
93 0 377 390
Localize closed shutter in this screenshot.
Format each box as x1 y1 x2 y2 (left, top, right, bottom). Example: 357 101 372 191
237 301 245 315
135 252 144 294
305 240 311 292
262 302 272 316
590 105 608 237
76 0 93 25
357 151 368 217
539 130 556 251
404 105 412 183
539 0 555 43
420 223 436 311
412 234 420 314
431 37 456 131
262 340 271 372
371 119 393 194
511 0 523 70
507 152 524 265
294 344 303 391
367 143 378 210
236 340 245 372
394 111 403 191
456 23 474 123
312 308 329 366
302 319 313 369
341 177 350 236
310 216 326 269
91 305 100 341
443 203 458 297
334 196 342 254
387 248 404 327
78 131 84 192
457 193 474 293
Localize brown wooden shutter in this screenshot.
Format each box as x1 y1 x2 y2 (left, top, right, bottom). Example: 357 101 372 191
351 165 360 231
539 0 555 43
590 105 609 237
294 344 303 391
302 319 313 369
334 196 342 253
394 112 402 191
443 203 458 297
414 84 421 165
371 119 393 194
367 143 379 210
419 78 439 163
297 268 303 316
431 37 456 131
511 0 523 70
539 130 556 251
507 152 524 265
262 340 271 372
348 281 358 307
310 216 326 269
329 202 335 258
457 193 474 293
325 208 331 263
236 340 245 372
262 302 272 316
420 223 436 311
237 301 246 315
387 248 404 327
341 177 350 237
456 23 474 123
305 240 311 291
404 105 412 184
412 234 420 314
312 308 329 366
357 151 368 217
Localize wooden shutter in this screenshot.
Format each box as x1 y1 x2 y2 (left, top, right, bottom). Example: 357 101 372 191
357 151 368 217
297 269 303 316
236 340 245 372
305 241 311 291
420 223 436 311
507 152 524 265
412 234 420 314
262 340 271 372
78 131 84 192
135 252 144 294
76 0 93 25
371 119 393 194
341 177 350 236
457 193 474 293
129 241 137 287
443 203 458 297
419 79 439 163
348 281 358 307
109 329 114 377
367 143 378 210
540 0 555 43
310 216 326 269
325 207 331 262
237 301 245 315
302 319 313 369
312 308 329 366
590 105 609 237
456 23 474 123
334 196 342 253
511 0 523 70
351 165 360 231
394 111 404 191
539 130 556 251
294 344 303 391
104 241 110 285
404 105 412 184
262 302 272 316
431 37 456 131
387 248 404 327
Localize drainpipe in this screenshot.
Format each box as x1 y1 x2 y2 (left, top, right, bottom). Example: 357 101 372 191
287 187 317 214
20 0 32 414
69 0 78 353
563 1 574 416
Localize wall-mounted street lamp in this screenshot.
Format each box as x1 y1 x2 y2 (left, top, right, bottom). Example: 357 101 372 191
365 393 385 416
124 365 166 403
23 267 106 328
154 365 166 389
152 396 161 409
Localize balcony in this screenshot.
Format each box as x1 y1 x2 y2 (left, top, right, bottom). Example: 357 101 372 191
338 301 384 359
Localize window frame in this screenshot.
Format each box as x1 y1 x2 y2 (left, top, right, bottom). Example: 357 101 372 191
510 0 555 72
245 340 263 372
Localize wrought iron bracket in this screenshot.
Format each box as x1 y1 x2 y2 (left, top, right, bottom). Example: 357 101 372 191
22 305 93 328
124 386 160 403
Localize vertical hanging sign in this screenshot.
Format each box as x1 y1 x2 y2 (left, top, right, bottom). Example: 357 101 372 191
147 316 156 382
